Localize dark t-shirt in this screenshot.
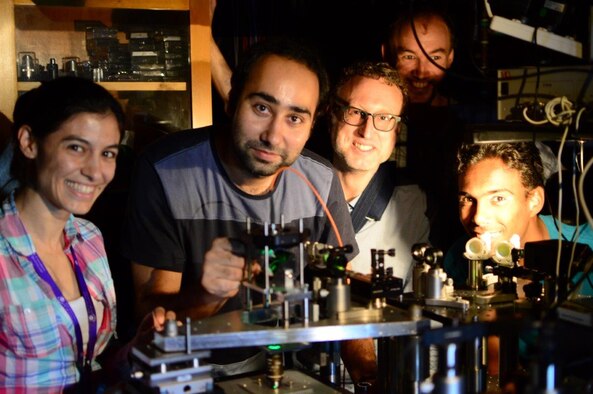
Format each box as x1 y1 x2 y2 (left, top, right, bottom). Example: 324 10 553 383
121 126 358 363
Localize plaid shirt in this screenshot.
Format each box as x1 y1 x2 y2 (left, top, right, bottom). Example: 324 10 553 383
0 193 116 392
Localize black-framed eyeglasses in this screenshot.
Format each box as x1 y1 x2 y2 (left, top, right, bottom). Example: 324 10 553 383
335 102 402 132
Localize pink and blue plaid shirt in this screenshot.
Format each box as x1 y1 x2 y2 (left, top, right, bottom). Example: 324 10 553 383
0 193 117 392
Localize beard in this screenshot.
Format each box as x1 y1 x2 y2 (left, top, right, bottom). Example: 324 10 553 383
332 140 383 174
233 136 292 177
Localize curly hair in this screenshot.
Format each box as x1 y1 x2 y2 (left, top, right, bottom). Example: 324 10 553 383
457 142 545 190
333 61 408 114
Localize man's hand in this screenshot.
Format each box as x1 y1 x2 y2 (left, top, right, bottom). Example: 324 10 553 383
131 307 177 347
149 306 176 332
209 0 232 105
202 237 246 299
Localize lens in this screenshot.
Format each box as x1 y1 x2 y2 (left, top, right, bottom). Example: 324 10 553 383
341 105 399 131
374 114 397 131
465 237 486 256
344 106 364 126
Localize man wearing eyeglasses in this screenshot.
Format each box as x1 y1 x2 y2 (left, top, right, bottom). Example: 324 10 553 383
330 61 430 290
217 32 433 278
327 61 430 391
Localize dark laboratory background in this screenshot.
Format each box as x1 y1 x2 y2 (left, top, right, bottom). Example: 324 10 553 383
210 0 592 125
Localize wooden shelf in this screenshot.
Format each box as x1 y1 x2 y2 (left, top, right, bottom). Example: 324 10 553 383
13 0 190 11
1 0 212 129
18 81 187 91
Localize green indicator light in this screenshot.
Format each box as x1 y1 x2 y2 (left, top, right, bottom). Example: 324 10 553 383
268 344 281 351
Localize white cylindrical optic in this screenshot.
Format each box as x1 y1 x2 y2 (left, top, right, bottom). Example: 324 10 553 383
465 237 487 259
492 240 514 266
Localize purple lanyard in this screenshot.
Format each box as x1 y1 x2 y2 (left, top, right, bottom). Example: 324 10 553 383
28 246 98 373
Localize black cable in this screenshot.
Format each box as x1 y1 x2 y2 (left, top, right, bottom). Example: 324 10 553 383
534 64 541 106
567 252 593 298
515 68 528 110
407 1 446 73
527 18 544 116
587 269 593 290
548 248 593 311
406 0 491 86
570 145 580 244
475 0 490 75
